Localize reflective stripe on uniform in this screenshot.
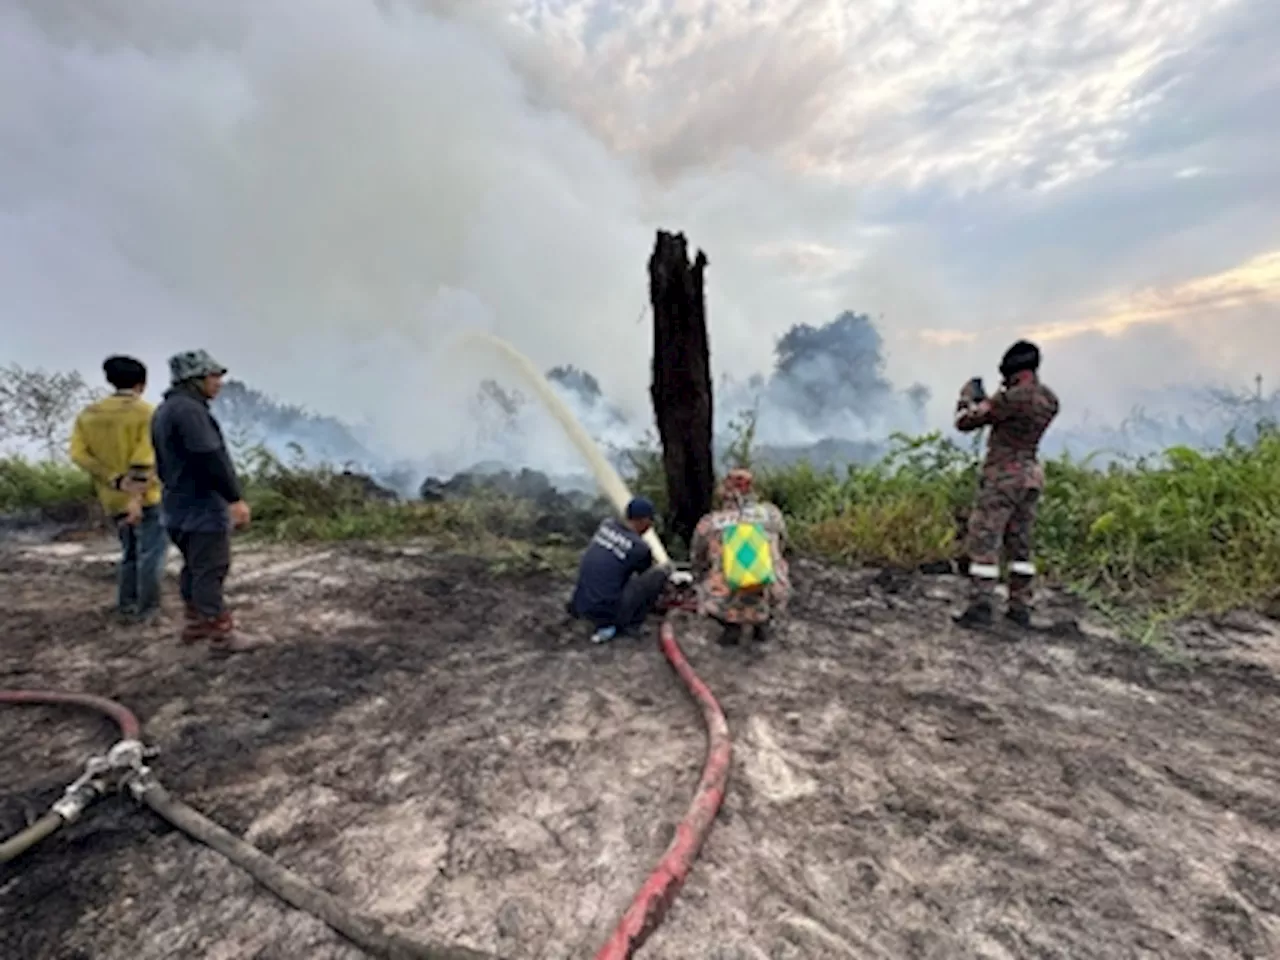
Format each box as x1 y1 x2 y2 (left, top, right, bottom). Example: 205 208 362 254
1009 560 1036 576
969 562 1000 579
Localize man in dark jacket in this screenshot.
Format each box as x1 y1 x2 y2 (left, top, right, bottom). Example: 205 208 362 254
569 497 672 643
151 350 260 653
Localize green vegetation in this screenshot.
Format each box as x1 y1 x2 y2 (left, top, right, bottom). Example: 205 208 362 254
0 457 94 513
5 355 1274 637
241 448 576 555
5 426 1280 630
745 429 1280 636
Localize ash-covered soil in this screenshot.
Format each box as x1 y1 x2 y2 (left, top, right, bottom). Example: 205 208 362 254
2 538 1280 959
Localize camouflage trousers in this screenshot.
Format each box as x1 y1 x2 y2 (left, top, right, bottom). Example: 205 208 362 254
695 562 791 626
964 480 1041 610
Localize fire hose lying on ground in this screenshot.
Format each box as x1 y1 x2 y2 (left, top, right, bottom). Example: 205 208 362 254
0 616 729 959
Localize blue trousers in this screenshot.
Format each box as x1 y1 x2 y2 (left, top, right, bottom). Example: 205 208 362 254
115 506 167 616
571 566 668 630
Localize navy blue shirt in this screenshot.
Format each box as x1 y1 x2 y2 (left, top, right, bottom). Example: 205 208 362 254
151 384 243 533
571 518 654 622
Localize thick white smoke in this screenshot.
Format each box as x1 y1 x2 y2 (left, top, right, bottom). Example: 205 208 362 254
0 1 666 473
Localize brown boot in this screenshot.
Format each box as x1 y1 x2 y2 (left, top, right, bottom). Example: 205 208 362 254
180 605 207 645
206 612 271 655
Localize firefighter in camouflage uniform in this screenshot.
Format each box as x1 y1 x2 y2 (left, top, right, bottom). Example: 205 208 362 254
690 468 790 646
953 340 1059 628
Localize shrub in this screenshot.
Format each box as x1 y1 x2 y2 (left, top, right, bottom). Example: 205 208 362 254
746 429 1280 619
0 458 95 513
1035 432 1280 613
757 432 979 567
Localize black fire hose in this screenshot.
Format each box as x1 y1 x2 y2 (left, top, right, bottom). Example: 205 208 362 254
0 812 65 865
136 781 496 960
2 690 504 960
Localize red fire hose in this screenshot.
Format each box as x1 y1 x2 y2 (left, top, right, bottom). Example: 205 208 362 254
0 689 141 740
594 617 733 959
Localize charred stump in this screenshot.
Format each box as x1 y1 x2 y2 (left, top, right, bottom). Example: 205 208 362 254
648 230 714 549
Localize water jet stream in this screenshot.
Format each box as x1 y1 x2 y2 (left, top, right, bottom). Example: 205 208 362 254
458 331 670 566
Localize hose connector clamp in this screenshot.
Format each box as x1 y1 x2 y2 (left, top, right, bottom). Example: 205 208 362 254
50 752 112 822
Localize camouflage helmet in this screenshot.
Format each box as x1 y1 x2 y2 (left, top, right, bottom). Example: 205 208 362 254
169 349 227 385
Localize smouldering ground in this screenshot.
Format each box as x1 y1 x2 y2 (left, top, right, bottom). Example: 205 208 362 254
2 537 1280 959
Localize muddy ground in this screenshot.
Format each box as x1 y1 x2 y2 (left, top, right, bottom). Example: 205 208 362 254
2 536 1279 960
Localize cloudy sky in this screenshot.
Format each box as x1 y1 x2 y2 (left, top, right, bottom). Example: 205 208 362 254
2 0 1277 457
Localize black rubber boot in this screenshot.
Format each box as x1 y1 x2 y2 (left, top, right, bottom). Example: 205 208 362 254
718 623 743 647
1005 606 1032 628
754 621 770 644
953 599 994 629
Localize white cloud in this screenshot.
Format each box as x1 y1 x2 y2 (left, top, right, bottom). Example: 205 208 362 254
502 0 1241 193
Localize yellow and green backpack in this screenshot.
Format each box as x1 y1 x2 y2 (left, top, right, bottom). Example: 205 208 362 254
722 518 776 592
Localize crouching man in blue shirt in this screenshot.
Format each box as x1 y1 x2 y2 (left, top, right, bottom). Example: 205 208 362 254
569 497 672 644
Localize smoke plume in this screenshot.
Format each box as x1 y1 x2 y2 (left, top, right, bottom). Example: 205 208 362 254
212 380 376 466
718 311 931 446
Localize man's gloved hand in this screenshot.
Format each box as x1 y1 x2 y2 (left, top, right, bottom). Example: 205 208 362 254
668 570 694 586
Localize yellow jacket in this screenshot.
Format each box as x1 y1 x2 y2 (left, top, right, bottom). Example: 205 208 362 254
69 392 162 515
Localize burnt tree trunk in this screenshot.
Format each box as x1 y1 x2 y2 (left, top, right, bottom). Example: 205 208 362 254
648 230 714 550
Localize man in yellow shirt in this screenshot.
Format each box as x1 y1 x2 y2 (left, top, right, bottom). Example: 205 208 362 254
69 356 166 622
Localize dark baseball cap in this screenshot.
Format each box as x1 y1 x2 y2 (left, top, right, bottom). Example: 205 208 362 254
625 497 655 520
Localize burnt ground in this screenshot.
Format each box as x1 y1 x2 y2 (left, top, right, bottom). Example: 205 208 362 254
2 538 1280 960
